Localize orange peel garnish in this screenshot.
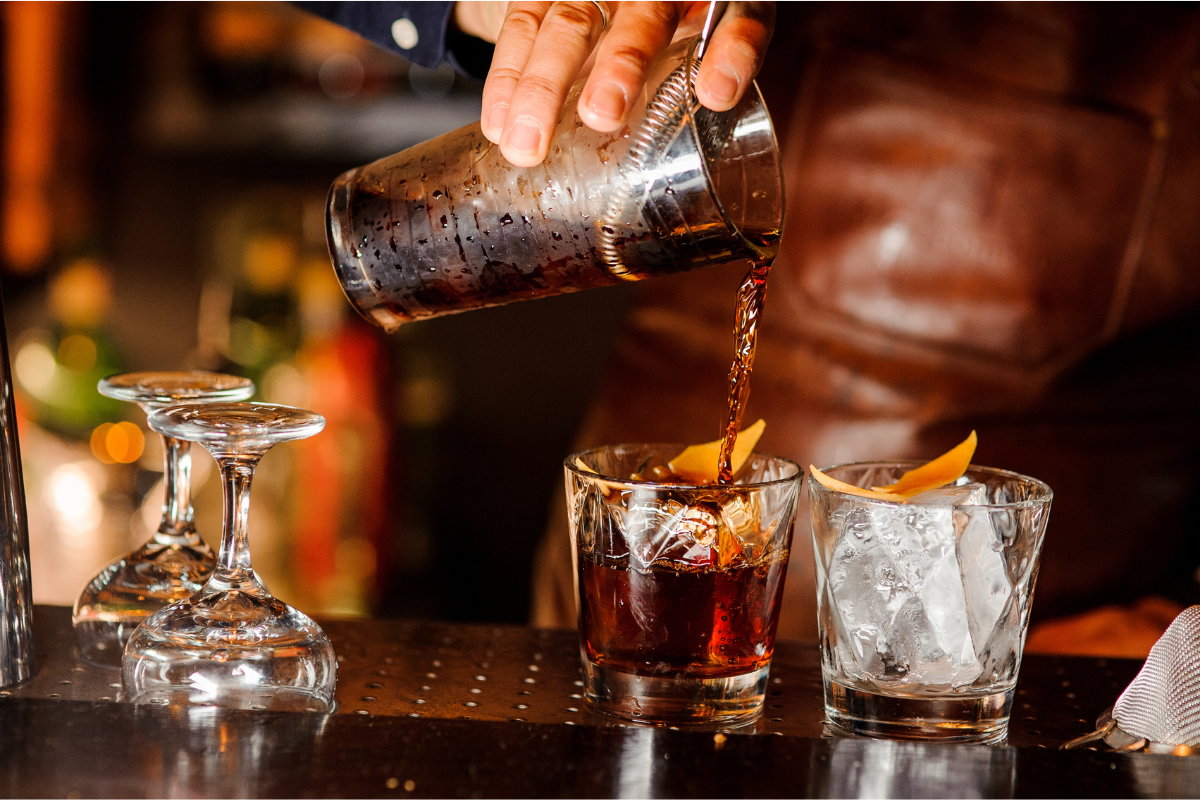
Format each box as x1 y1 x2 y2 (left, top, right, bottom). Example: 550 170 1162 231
573 457 617 496
871 430 977 498
809 430 978 502
668 419 765 483
809 466 906 502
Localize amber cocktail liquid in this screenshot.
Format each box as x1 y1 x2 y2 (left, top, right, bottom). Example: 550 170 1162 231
580 558 786 677
567 446 801 725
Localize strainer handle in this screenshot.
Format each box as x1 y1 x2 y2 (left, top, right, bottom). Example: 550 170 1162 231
1061 712 1116 750
695 1 727 61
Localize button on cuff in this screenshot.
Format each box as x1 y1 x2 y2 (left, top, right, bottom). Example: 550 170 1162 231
391 18 419 50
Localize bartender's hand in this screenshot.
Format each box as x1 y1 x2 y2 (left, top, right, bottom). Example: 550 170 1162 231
454 1 775 167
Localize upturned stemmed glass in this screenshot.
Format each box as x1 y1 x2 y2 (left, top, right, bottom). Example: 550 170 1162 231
123 402 336 711
73 371 255 667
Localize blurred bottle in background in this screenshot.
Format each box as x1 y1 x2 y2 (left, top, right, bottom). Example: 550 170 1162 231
10 257 148 605
193 186 397 616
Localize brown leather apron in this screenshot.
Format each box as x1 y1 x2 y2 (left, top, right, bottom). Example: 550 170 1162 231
534 3 1200 640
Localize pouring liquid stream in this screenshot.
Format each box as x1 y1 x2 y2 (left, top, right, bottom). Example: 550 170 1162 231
716 232 777 485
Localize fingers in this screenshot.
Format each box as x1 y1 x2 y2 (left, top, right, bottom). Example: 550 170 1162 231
693 2 774 112
480 3 550 145
478 0 776 167
482 1 608 167
577 2 682 131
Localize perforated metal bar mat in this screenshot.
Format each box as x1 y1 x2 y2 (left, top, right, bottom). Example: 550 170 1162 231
4 606 1140 748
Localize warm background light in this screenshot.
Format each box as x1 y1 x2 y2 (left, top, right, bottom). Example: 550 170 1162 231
2 1 65 273
90 421 144 465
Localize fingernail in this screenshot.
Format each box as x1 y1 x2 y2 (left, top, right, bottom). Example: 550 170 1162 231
505 117 543 155
702 65 741 105
586 82 626 122
486 104 508 135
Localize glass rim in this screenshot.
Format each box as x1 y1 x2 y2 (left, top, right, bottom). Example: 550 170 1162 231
565 443 802 490
98 370 255 407
146 401 326 446
809 460 1053 508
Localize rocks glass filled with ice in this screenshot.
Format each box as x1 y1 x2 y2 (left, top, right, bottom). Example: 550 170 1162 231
566 444 801 726
809 462 1052 743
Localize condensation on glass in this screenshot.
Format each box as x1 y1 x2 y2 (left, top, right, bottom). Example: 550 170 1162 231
326 38 784 331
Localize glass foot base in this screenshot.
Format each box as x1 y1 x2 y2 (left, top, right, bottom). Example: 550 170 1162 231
123 589 337 712
73 541 215 668
583 659 768 726
825 681 1011 744
129 686 334 712
74 621 138 669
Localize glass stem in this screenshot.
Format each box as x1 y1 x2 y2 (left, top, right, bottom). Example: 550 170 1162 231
211 453 263 590
155 435 201 545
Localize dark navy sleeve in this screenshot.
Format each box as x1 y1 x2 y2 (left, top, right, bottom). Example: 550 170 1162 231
295 1 494 81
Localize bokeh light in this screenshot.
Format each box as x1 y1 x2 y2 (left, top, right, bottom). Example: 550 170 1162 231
14 340 56 395
56 334 97 372
46 463 102 535
90 421 145 464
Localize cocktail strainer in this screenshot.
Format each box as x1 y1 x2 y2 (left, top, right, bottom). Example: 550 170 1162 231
1064 605 1200 751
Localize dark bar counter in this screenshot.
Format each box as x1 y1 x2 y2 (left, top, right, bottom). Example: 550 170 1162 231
1 606 1196 798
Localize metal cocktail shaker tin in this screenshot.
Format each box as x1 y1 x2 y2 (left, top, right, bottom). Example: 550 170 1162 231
326 38 784 332
0 286 35 687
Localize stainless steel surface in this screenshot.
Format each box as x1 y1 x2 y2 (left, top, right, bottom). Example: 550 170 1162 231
0 294 34 687
18 606 815 734
5 606 1138 751
0 609 1192 797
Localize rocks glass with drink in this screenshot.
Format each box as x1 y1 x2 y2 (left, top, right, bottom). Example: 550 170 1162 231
566 443 801 726
808 460 1052 743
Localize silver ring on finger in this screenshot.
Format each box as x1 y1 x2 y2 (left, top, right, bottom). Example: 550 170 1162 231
586 0 610 31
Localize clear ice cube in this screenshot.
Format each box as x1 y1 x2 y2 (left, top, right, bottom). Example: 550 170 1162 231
829 499 984 689
720 494 758 542
906 481 1010 652
958 506 1012 649
909 482 988 505
621 491 720 568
